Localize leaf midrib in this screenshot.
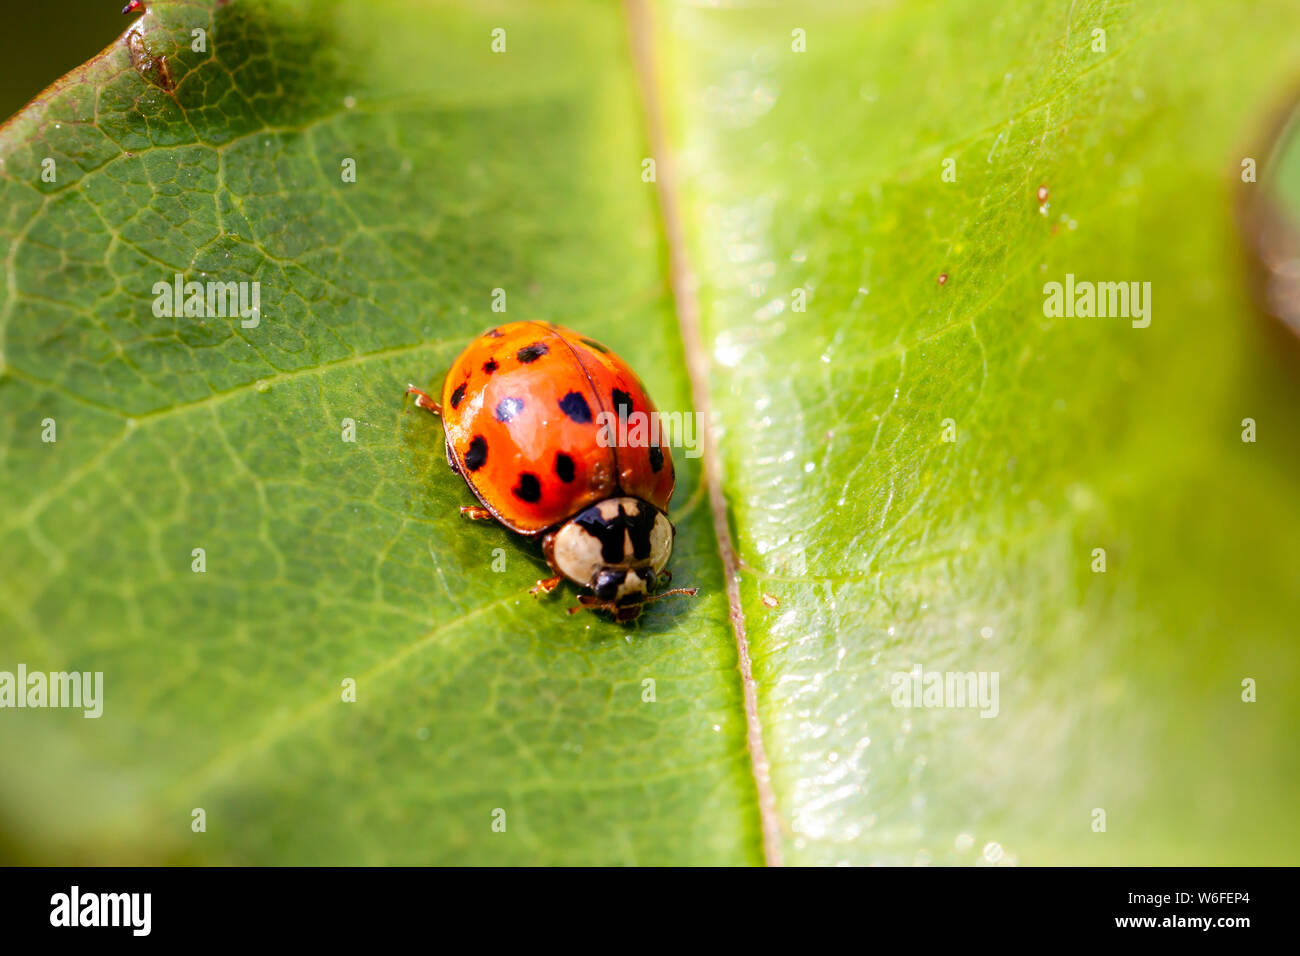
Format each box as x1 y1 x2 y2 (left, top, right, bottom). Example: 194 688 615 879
622 0 783 867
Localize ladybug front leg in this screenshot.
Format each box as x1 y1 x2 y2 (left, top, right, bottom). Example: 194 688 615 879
459 506 493 520
405 384 442 416
530 575 563 597
566 594 606 616
532 533 564 597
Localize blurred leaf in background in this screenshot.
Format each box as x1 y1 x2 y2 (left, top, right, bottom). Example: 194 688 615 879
0 0 129 120
1 0 1299 865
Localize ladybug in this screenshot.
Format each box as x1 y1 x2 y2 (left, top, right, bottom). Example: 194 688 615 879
406 321 697 622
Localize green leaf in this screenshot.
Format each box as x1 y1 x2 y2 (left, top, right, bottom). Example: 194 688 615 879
659 0 1300 864
0 0 756 865
3 0 1299 865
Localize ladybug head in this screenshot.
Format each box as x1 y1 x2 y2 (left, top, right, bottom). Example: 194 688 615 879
550 497 675 622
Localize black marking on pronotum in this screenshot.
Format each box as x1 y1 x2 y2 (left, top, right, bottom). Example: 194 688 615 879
576 510 625 565
574 499 656 564
464 435 488 471
581 337 610 354
554 452 576 483
485 328 503 338
558 391 593 423
649 443 664 473
624 499 656 560
495 396 524 423
612 388 634 419
482 358 499 375
517 342 548 363
513 472 542 503
450 382 467 409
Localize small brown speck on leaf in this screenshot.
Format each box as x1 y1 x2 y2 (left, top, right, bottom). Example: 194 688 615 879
937 273 948 286
1037 184 1050 203
761 593 780 608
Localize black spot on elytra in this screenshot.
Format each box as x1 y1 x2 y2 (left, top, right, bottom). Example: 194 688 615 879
649 444 664 473
464 435 488 471
484 328 503 338
581 337 610 354
482 359 498 375
517 342 548 363
495 396 524 423
513 472 541 503
613 388 634 419
558 391 592 423
554 452 575 483
450 382 467 409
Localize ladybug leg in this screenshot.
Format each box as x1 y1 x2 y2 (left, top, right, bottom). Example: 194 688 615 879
534 536 568 599
405 384 442 416
567 594 605 615
657 569 672 586
459 506 493 521
530 575 563 598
